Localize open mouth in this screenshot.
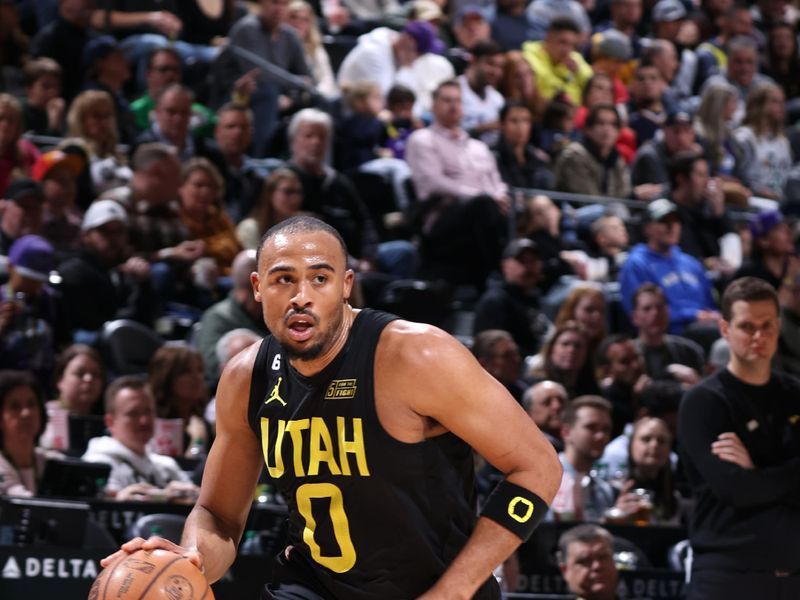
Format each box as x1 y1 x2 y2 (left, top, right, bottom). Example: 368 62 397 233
286 314 317 342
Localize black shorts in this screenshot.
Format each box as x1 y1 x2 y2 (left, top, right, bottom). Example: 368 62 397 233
263 582 327 600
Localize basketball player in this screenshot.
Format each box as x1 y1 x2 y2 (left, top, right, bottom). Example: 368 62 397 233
103 216 562 599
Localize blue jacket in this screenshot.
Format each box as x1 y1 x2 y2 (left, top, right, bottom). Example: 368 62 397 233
619 243 717 333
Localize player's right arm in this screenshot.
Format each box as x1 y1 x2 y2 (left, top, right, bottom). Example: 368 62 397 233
179 342 265 582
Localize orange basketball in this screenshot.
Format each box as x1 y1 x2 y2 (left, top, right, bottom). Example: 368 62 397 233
88 549 214 600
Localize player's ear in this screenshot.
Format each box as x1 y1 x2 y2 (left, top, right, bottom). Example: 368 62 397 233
719 318 729 340
251 272 262 301
343 269 355 303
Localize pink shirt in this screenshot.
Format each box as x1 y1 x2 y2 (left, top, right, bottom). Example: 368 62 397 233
405 123 507 201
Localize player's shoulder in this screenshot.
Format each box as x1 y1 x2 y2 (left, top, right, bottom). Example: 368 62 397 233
379 319 470 367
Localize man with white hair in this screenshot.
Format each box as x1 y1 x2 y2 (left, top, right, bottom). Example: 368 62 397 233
204 328 263 426
522 380 567 451
286 108 418 289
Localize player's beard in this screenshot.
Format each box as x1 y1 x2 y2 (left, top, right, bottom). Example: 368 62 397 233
283 307 343 361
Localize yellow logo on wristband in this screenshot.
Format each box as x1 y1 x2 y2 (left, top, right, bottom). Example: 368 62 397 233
508 497 534 523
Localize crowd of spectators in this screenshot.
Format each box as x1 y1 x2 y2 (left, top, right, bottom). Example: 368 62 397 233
1 0 800 595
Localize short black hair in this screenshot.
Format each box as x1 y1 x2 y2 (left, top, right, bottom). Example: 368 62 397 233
585 103 620 128
595 333 634 369
470 39 504 59
668 151 704 190
257 215 349 266
0 370 47 447
146 47 182 71
548 16 581 34
638 380 682 417
721 276 779 321
500 100 532 121
387 84 415 107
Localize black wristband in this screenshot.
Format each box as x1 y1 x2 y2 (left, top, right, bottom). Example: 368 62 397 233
480 481 549 541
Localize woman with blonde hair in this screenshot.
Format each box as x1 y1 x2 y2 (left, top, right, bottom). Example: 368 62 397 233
177 157 241 274
285 0 338 99
236 168 304 249
0 93 40 194
66 89 131 194
734 82 793 200
694 82 744 180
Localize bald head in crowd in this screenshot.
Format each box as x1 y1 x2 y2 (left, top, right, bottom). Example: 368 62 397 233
523 381 567 448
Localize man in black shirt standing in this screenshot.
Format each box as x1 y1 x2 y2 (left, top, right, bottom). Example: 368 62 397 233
679 277 800 600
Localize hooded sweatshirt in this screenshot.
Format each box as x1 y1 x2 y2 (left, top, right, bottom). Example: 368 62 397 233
82 436 189 493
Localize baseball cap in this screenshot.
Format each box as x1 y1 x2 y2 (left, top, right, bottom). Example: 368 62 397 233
502 238 539 259
645 198 679 222
82 35 120 68
402 20 438 55
82 199 129 232
4 178 44 203
652 0 686 22
454 4 494 25
665 109 692 127
8 235 55 282
594 29 633 61
749 210 783 238
32 150 86 182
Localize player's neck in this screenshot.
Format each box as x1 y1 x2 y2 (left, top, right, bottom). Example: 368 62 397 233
290 306 357 377
726 358 771 386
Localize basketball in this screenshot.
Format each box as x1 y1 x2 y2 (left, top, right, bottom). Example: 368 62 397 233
88 549 214 600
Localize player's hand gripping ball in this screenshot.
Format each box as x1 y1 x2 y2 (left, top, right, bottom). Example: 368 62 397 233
88 548 214 600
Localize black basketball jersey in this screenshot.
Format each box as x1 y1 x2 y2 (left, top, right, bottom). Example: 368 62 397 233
247 309 500 600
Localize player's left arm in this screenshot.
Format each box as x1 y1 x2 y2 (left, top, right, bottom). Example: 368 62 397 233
378 322 562 600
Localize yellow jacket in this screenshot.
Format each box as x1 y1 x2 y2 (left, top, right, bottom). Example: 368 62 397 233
522 41 594 105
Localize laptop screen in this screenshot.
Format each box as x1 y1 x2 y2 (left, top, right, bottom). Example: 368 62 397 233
38 457 111 500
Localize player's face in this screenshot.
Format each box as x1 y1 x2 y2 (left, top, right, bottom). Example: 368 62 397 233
721 299 780 367
107 388 155 455
253 230 354 362
561 539 618 599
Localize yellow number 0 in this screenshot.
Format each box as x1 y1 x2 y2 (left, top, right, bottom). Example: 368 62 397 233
296 483 357 573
